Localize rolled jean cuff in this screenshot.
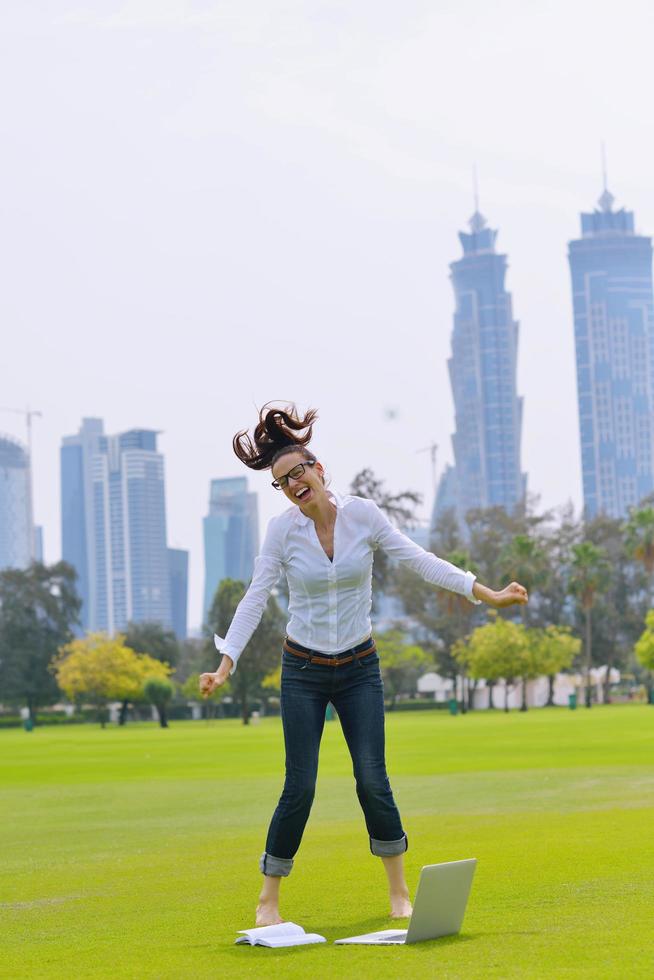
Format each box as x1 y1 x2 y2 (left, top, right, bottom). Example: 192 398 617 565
370 833 408 857
259 852 294 877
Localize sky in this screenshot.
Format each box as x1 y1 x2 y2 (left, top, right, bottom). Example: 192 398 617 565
2 0 654 630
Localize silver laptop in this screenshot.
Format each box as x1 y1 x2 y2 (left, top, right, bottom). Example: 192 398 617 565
334 858 476 945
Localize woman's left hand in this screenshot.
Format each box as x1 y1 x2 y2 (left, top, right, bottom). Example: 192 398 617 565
490 582 529 608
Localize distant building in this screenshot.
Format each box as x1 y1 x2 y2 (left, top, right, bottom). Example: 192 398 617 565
404 524 430 550
568 186 654 518
61 418 104 630
61 419 172 632
34 526 44 563
203 477 259 622
431 463 458 533
0 435 32 571
436 208 526 524
168 547 189 639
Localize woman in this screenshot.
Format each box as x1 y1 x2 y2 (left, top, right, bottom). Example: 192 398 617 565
200 404 528 926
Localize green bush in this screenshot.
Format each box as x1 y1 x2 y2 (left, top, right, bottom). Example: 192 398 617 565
385 699 450 712
0 710 97 728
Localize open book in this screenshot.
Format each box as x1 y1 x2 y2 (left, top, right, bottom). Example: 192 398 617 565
235 922 326 948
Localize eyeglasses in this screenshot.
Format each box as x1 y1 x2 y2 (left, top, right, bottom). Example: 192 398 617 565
271 460 316 490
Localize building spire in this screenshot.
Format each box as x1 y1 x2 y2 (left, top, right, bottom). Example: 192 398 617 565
469 164 487 233
598 140 614 212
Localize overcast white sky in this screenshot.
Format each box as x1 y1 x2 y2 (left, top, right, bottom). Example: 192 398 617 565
2 0 654 629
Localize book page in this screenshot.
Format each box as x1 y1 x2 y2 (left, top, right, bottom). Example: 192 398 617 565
257 933 326 947
235 922 305 945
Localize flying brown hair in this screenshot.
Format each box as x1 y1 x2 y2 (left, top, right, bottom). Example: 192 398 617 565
232 402 318 471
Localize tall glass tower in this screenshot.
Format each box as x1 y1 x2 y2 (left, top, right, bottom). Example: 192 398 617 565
61 421 172 631
61 418 104 630
439 208 526 521
0 435 32 571
168 547 189 639
203 477 259 623
568 187 654 518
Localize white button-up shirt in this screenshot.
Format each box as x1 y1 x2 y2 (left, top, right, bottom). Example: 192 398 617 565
214 490 480 673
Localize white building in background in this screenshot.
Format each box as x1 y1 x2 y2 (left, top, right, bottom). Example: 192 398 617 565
417 668 620 709
0 435 32 571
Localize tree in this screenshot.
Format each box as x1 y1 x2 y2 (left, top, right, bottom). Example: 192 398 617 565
466 496 552 592
180 672 231 718
500 533 549 625
143 676 175 728
206 578 285 724
625 505 654 600
634 610 654 703
455 618 530 712
585 515 646 703
375 630 430 709
465 506 521 589
530 626 580 704
120 621 179 724
262 665 281 693
535 504 579 702
429 507 464 555
569 541 611 708
349 468 422 595
0 562 81 723
394 544 482 710
54 633 170 726
537 503 578 630
123 621 179 667
260 665 282 715
349 468 422 525
176 637 211 684
500 531 551 708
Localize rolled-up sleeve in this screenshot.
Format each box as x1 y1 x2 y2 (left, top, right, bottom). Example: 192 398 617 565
214 518 286 673
368 501 481 603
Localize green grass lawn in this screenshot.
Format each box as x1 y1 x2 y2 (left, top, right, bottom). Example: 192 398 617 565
1 705 653 979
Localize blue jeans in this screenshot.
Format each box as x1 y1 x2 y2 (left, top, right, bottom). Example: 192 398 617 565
260 638 407 877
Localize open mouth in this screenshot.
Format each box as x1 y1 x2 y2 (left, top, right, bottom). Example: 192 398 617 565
294 486 311 501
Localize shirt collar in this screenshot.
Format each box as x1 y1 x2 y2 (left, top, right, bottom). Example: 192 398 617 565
293 488 345 525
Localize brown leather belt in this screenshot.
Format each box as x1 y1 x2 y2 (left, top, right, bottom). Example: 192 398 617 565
283 636 376 667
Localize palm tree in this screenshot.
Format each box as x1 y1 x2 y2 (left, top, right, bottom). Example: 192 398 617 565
624 505 654 600
500 532 549 710
436 548 478 712
569 541 610 708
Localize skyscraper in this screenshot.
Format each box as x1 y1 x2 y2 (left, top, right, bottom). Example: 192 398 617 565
0 435 32 571
61 418 104 630
34 526 44 562
61 420 172 632
168 547 189 640
568 186 654 518
431 463 458 533
203 477 259 622
437 207 526 522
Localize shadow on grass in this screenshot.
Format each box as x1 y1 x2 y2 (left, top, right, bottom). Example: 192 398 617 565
406 929 543 952
223 927 543 956
223 927 482 956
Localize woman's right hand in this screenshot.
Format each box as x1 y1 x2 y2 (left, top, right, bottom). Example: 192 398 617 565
199 656 233 697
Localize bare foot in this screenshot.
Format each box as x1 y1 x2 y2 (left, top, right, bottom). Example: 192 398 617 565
255 902 283 926
390 893 413 918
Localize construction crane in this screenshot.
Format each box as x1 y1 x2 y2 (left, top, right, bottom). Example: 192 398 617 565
416 442 438 492
0 406 42 457
0 406 43 561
